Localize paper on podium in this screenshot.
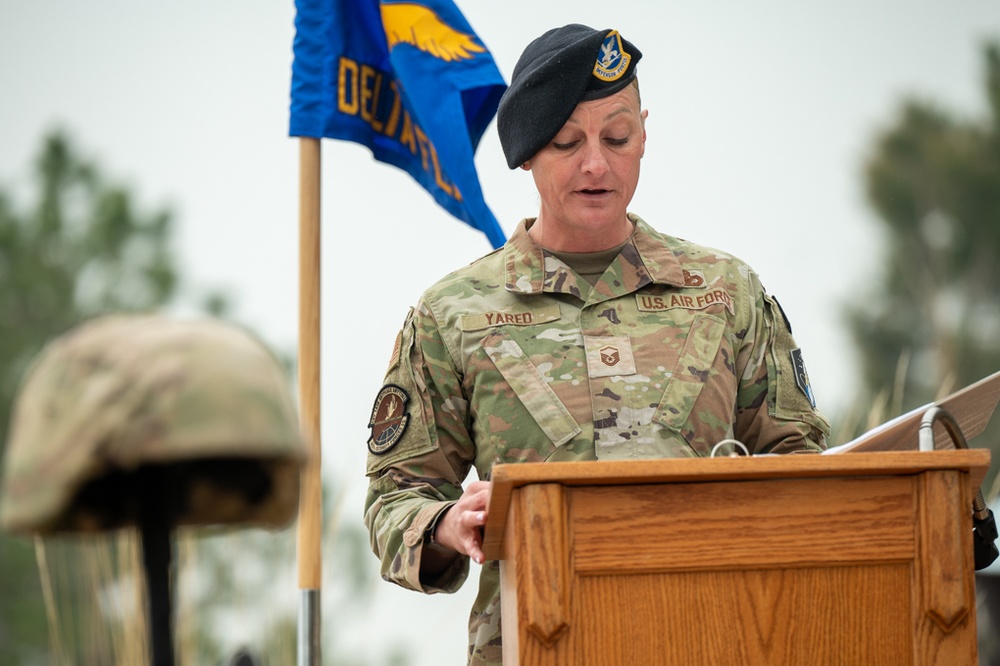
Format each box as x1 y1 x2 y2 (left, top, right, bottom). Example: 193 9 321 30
823 369 1000 454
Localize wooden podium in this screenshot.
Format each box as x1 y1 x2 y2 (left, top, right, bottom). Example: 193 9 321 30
482 450 991 665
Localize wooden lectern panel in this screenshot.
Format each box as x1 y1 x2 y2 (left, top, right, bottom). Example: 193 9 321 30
569 476 914 573
577 566 911 664
487 451 989 666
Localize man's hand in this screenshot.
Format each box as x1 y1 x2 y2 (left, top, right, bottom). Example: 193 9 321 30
434 481 491 564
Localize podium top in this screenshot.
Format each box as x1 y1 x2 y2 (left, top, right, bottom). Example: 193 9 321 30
483 449 990 560
826 369 1000 454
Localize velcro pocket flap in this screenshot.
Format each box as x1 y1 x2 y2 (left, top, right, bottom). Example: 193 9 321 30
653 315 726 432
482 329 581 447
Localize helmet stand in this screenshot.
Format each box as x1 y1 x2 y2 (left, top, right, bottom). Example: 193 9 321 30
139 472 177 666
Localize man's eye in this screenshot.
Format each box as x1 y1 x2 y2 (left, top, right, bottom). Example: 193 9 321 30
606 137 629 146
552 141 578 150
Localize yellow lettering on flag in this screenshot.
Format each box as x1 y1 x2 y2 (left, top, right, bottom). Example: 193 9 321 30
335 55 461 202
338 58 359 114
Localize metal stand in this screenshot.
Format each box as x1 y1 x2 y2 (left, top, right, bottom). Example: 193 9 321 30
298 590 321 666
140 499 175 666
919 406 999 570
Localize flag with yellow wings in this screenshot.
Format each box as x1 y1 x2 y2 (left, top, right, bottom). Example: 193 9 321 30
290 0 507 247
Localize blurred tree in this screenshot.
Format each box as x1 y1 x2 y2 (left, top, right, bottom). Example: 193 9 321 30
0 130 185 665
845 41 1000 492
0 130 182 454
0 130 399 666
0 129 236 665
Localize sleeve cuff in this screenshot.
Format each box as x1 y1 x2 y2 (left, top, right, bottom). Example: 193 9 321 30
403 501 468 593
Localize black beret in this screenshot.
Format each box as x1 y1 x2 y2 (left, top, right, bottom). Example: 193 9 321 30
497 24 642 169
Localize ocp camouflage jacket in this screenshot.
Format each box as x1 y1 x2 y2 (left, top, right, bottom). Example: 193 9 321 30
364 214 830 665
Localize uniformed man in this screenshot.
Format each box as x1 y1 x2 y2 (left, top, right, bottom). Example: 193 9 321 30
364 24 830 665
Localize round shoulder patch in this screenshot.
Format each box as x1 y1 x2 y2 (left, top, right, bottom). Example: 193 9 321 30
367 384 411 455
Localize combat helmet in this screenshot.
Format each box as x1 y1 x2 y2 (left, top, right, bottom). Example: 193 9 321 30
0 313 306 535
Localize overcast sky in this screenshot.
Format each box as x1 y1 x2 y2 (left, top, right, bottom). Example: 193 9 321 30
2 1 999 662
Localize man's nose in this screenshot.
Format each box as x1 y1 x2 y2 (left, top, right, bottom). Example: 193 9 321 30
579 140 610 175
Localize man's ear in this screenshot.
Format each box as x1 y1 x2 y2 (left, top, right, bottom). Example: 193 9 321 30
640 109 649 157
520 161 531 171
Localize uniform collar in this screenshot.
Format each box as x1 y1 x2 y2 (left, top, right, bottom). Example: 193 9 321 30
503 213 686 300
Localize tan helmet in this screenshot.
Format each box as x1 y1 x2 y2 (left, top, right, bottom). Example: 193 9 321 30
0 314 306 534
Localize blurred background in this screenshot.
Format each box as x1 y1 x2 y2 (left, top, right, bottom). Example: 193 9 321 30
1 0 999 664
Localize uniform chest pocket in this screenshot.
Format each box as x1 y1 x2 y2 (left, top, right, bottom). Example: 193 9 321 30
653 314 730 432
481 329 581 447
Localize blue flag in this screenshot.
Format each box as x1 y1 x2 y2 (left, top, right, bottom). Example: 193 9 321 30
290 0 508 248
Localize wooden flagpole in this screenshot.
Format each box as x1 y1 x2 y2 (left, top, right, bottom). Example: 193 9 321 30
297 136 322 666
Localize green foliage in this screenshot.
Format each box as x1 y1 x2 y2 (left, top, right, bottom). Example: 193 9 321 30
0 536 48 665
846 41 1000 489
0 130 395 666
0 130 185 666
0 130 179 457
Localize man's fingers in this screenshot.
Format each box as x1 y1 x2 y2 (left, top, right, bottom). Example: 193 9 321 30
454 510 486 563
466 530 485 565
465 511 486 527
465 481 492 504
433 482 493 561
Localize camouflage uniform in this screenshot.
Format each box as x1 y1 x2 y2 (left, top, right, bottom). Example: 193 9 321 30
364 215 829 665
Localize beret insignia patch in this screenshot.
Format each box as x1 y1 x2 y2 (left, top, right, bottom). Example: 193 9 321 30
368 384 411 455
593 30 631 82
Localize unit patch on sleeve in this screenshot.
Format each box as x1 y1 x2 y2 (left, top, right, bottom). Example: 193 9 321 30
789 348 817 408
367 384 411 455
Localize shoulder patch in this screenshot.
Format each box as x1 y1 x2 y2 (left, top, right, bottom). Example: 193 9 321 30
367 384 411 455
789 348 816 408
